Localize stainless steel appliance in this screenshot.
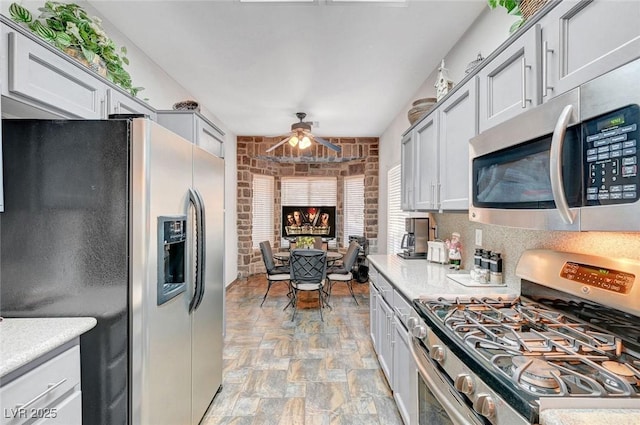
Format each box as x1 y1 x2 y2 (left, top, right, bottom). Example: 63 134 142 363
398 217 430 259
0 118 224 425
409 249 640 425
469 58 640 231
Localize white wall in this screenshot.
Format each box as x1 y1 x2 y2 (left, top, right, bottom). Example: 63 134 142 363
0 1 239 285
377 6 518 253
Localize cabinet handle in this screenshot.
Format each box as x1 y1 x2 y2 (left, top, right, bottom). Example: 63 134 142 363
542 41 554 97
16 378 67 409
431 183 436 209
521 57 532 108
437 182 442 211
100 96 106 118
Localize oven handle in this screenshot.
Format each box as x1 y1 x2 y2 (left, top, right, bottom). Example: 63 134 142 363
409 337 483 425
549 104 576 225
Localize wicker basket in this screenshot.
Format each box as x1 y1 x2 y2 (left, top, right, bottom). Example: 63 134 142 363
520 0 547 20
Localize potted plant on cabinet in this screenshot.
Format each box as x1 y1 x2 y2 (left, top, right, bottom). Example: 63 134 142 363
8 1 143 96
487 0 525 33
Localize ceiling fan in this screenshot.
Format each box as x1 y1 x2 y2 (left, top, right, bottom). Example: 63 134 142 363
265 112 341 153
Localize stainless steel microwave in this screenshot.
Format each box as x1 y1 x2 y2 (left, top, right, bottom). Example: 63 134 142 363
469 58 640 231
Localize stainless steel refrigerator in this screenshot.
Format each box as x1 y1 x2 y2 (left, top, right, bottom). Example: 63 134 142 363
0 118 224 425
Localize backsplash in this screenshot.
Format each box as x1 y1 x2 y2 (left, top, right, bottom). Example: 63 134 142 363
435 212 640 288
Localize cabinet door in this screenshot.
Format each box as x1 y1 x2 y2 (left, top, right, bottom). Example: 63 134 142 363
478 24 541 133
400 131 415 210
2 27 106 119
108 88 157 120
377 296 393 382
197 119 224 158
414 113 438 210
541 0 640 101
438 78 477 211
392 316 417 425
369 282 378 350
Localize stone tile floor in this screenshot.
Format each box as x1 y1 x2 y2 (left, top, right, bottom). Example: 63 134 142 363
202 275 404 425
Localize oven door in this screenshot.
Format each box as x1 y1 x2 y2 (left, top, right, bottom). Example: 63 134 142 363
469 88 582 231
410 337 485 425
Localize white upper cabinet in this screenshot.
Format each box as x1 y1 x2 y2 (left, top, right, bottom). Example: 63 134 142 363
107 88 157 120
400 131 415 211
401 78 477 212
414 113 438 210
478 24 541 133
540 0 640 102
1 25 107 119
438 78 477 211
157 111 225 158
1 19 156 121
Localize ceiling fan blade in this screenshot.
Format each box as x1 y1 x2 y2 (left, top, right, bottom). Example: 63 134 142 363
265 136 291 153
314 136 342 152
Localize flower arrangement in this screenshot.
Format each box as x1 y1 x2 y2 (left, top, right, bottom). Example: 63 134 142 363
9 2 143 96
296 236 316 249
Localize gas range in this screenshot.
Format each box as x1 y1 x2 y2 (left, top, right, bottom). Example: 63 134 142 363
410 250 640 424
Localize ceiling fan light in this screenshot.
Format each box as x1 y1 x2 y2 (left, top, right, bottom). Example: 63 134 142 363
288 136 299 147
299 136 312 149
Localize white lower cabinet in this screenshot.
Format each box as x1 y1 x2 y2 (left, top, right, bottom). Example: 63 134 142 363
393 315 418 425
377 291 394 382
369 281 378 350
0 345 82 425
369 266 418 424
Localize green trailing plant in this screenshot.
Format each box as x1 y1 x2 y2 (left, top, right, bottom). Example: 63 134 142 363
487 0 525 33
9 2 143 96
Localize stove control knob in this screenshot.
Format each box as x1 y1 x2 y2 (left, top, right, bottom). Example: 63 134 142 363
473 394 496 418
454 374 474 395
430 345 445 363
410 322 427 339
407 317 419 330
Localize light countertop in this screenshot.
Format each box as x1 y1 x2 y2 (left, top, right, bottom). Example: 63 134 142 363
540 409 640 425
366 254 519 301
0 317 97 378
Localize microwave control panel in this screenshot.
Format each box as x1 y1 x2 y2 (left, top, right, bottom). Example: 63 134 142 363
584 105 639 206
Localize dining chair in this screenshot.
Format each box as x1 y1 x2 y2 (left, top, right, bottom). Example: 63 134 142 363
259 241 290 307
313 237 327 250
326 241 361 305
288 249 328 321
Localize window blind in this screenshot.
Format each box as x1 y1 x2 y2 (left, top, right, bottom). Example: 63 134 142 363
252 175 275 248
387 165 408 254
343 175 364 247
281 177 337 248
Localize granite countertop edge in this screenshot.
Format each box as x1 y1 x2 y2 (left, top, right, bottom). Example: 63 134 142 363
0 317 97 378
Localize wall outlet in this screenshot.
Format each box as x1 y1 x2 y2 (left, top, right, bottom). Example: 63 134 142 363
475 229 482 246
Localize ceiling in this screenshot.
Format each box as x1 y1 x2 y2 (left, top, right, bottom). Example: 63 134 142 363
89 0 486 137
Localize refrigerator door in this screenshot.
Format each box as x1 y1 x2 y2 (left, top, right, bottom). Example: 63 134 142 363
1 119 130 425
129 119 193 425
191 146 224 424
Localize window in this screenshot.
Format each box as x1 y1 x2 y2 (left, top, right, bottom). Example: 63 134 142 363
281 177 337 248
387 165 408 254
252 175 275 248
343 175 364 247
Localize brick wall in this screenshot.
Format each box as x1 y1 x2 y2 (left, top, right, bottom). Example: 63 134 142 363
237 136 379 278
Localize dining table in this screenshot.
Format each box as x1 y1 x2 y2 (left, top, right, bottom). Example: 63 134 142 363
273 250 343 265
